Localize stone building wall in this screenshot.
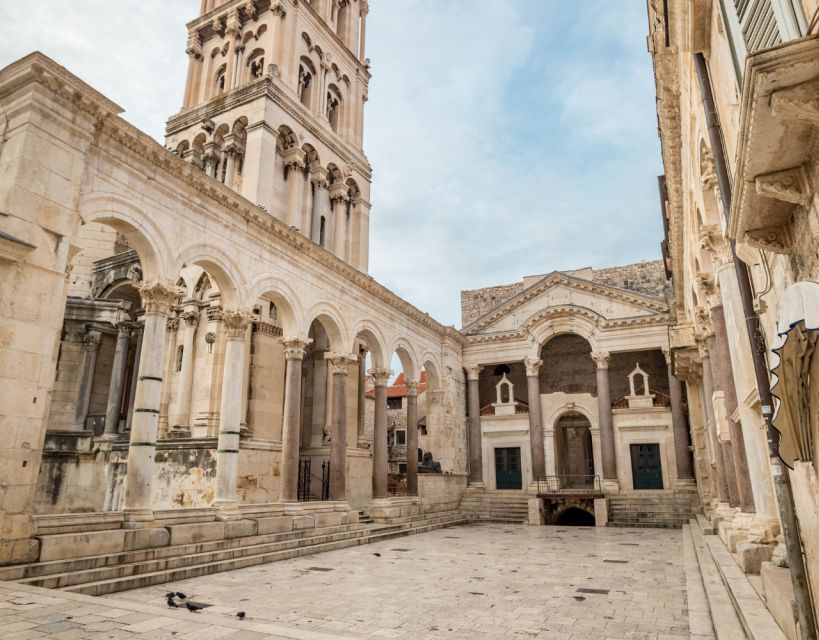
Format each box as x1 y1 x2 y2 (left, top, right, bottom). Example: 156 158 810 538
460 282 524 327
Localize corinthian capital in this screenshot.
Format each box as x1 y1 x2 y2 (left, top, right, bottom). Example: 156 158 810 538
327 352 357 375
465 364 483 381
590 351 610 369
404 379 419 396
181 310 201 328
137 281 181 314
280 334 312 360
524 357 543 377
369 367 393 387
221 309 252 340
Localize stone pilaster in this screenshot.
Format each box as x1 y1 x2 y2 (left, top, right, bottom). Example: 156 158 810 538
214 309 252 520
524 357 545 480
172 308 200 436
405 379 419 496
591 351 617 488
279 335 312 502
123 281 179 527
700 348 730 506
327 352 356 501
103 323 132 436
465 364 483 486
369 367 392 499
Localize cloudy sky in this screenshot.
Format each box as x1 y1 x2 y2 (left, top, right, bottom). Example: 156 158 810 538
0 1 663 328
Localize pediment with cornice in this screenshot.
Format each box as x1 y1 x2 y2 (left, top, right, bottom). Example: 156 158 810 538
462 273 669 336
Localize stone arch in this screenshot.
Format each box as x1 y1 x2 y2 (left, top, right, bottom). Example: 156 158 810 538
421 355 442 391
247 275 303 335
525 310 602 358
389 339 419 381
351 321 388 369
78 193 173 282
552 501 595 526
304 302 347 350
175 243 245 309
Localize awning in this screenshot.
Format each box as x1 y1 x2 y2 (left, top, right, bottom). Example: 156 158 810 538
770 281 819 467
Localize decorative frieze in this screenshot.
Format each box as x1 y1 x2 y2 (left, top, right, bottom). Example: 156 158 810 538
253 321 283 337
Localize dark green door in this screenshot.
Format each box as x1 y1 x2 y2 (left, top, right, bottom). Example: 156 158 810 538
630 443 663 490
494 447 522 490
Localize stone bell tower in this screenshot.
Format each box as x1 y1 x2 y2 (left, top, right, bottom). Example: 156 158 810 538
166 0 372 271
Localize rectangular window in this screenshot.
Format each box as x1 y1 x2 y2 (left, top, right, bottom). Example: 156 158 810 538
396 430 406 445
398 463 407 474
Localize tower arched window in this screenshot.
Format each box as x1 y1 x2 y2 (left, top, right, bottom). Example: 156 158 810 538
326 87 341 132
175 345 184 372
214 65 227 95
298 63 313 108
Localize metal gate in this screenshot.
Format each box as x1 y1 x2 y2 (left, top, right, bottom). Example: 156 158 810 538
630 443 663 490
297 459 311 501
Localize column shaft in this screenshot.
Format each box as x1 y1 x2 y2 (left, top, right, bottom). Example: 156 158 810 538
286 166 303 227
333 199 347 259
525 363 545 479
405 385 419 496
279 337 310 502
175 310 199 431
104 324 132 436
74 331 102 431
124 325 144 434
310 179 327 244
328 354 353 501
593 354 616 481
667 359 694 480
701 353 729 503
371 369 390 499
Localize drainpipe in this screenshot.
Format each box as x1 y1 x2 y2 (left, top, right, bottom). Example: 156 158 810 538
694 52 817 640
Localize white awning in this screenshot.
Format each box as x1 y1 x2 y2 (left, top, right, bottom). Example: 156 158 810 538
770 281 819 467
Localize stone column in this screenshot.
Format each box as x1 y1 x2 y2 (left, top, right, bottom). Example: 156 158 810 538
310 169 328 245
370 367 392 499
358 0 368 61
213 309 252 519
591 352 617 487
123 282 179 527
183 34 202 108
173 308 200 435
524 357 546 480
279 335 312 502
285 153 305 228
223 147 238 188
330 188 348 260
465 364 483 485
73 330 102 431
704 337 739 507
327 352 356 501
663 349 694 483
710 307 755 512
701 350 730 504
405 379 419 497
158 316 179 439
103 323 132 436
124 321 144 436
357 347 367 445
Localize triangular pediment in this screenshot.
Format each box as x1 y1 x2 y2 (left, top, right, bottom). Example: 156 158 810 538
462 272 668 335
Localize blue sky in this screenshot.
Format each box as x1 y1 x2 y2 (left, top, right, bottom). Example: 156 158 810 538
0 1 663 329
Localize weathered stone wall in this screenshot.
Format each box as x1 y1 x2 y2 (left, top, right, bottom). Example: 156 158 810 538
460 282 524 327
591 260 671 300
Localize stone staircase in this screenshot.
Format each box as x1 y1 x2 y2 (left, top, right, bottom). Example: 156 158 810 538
459 488 529 523
0 511 467 596
606 491 699 529
685 520 788 639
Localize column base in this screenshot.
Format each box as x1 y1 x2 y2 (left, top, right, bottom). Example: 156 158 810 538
468 482 486 490
213 500 243 521
675 478 697 490
167 426 191 439
602 479 620 493
122 508 156 529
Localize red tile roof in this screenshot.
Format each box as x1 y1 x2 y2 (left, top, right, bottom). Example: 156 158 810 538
365 371 427 398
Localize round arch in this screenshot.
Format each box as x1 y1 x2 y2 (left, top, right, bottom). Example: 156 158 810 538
420 355 442 391
389 339 419 381
175 242 246 309
78 193 174 282
303 302 348 351
247 275 304 336
522 307 603 357
351 321 388 369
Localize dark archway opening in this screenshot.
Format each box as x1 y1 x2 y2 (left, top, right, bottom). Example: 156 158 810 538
555 507 595 526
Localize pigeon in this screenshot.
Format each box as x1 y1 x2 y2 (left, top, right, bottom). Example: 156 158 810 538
185 602 204 613
166 597 178 608
236 611 246 620
373 553 381 557
175 592 188 600
165 592 176 599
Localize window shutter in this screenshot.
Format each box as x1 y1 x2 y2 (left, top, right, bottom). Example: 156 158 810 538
733 0 782 52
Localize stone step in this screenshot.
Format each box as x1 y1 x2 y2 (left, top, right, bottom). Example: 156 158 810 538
62 515 468 596
0 523 363 582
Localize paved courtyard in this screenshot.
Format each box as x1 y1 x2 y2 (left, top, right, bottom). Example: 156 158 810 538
110 523 691 640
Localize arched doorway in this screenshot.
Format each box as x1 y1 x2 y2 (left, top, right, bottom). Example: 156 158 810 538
555 506 595 526
555 412 594 488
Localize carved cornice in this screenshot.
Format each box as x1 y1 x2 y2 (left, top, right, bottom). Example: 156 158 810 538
253 321 283 337
771 80 819 124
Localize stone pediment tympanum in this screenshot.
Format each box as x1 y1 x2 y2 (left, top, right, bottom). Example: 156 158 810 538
462 272 668 336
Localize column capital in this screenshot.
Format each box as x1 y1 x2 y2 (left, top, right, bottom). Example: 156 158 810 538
181 310 201 328
280 334 312 359
166 316 180 332
137 281 181 314
590 351 610 369
329 182 349 203
404 380 419 396
116 322 134 338
465 364 483 381
310 166 329 188
221 309 252 340
327 352 357 374
283 146 306 172
524 357 543 377
369 368 393 387
82 330 103 351
661 347 672 365
428 390 444 404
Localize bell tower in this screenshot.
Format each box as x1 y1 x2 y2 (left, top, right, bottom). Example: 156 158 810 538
166 0 372 271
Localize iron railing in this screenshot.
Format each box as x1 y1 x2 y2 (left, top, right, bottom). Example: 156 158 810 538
536 475 602 495
297 459 331 501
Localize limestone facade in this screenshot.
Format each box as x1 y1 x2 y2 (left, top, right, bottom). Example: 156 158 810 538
647 0 819 631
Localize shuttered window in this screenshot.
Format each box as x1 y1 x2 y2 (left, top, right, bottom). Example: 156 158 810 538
734 0 782 52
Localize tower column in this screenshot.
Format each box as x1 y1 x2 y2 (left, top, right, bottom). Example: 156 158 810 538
183 34 203 108
329 184 348 260
466 364 483 486
310 169 328 245
524 357 546 480
213 309 252 519
328 352 356 501
370 367 392 499
358 0 369 61
123 282 179 527
284 149 305 228
592 351 617 489
405 379 419 496
103 322 133 436
279 335 312 502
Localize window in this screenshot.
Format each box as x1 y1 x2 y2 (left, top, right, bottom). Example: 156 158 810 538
298 62 314 108
398 463 407 474
249 56 264 79
326 88 341 132
175 345 184 372
214 65 227 94
396 430 406 445
387 396 402 410
319 216 326 246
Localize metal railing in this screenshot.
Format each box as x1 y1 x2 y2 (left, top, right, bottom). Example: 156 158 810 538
297 459 331 501
536 475 602 495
